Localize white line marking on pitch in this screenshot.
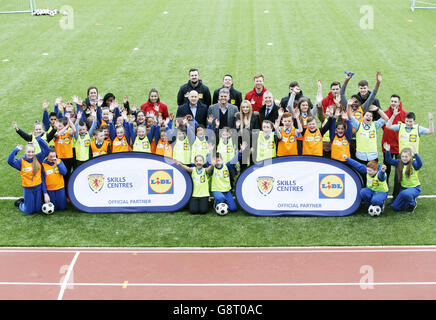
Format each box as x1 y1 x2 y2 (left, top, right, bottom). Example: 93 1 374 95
1 281 436 287
1 248 436 254
57 251 80 300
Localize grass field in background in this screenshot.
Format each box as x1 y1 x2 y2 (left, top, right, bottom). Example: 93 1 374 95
0 0 435 247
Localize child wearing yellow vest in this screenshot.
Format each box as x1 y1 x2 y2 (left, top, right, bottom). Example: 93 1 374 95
347 97 389 165
341 72 382 159
12 121 53 155
129 122 156 153
73 111 97 167
191 125 211 164
344 155 388 216
385 111 433 154
171 118 195 165
7 137 49 214
254 120 277 162
384 143 422 213
209 141 247 214
42 147 68 211
176 155 213 214
42 100 58 147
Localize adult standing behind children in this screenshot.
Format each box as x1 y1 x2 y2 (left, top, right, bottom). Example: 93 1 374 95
207 88 239 130
140 88 169 120
380 95 407 200
259 91 280 126
177 68 211 107
176 90 208 127
245 73 267 112
212 74 243 108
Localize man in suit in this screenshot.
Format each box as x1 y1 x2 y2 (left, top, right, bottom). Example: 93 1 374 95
207 88 239 129
259 91 279 126
176 90 208 127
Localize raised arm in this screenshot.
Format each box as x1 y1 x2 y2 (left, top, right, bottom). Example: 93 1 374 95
427 113 434 134
361 72 382 113
7 145 23 170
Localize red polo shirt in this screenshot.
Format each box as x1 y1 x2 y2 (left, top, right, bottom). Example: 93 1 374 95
381 102 407 154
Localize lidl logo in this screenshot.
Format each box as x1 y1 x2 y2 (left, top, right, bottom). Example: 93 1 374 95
148 170 174 194
319 174 345 199
409 134 417 142
88 174 104 193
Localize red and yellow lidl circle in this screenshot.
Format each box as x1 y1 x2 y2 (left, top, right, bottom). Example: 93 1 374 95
319 174 345 199
148 170 174 194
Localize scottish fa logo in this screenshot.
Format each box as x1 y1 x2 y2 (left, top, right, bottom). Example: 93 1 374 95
257 176 275 196
319 174 345 199
88 174 104 193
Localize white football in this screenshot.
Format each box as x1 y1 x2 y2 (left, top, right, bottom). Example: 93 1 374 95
373 205 382 216
215 203 228 216
42 202 55 215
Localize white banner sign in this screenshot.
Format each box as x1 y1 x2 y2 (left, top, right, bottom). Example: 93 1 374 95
68 153 192 213
236 156 362 216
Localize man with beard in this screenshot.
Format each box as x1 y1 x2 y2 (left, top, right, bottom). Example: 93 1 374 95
177 68 211 107
244 73 267 112
212 74 242 108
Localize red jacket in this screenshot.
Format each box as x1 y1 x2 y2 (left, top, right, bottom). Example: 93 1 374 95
321 91 342 113
381 102 407 154
244 87 267 112
140 101 169 120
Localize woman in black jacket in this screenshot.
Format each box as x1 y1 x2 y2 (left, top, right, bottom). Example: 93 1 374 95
235 100 261 172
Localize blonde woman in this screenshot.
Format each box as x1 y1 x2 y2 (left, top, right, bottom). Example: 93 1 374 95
235 100 260 172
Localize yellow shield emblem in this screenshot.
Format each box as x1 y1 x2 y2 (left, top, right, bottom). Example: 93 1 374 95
88 174 104 193
257 176 275 196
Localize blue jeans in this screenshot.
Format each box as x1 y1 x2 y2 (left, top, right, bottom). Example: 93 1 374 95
360 188 388 208
392 186 421 211
212 191 237 212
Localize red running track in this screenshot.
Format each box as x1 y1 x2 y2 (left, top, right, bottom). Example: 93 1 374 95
0 246 435 300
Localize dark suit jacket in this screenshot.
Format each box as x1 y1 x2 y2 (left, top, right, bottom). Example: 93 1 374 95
207 103 239 129
176 102 208 127
259 103 279 125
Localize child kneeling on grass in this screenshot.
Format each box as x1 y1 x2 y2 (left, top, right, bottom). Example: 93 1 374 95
209 141 248 215
176 154 213 214
42 147 67 211
7 137 49 214
384 143 422 213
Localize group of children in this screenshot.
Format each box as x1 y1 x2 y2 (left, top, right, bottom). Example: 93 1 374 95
7 72 433 216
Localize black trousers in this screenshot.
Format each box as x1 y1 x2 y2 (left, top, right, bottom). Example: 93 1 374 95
189 197 209 214
383 152 400 198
